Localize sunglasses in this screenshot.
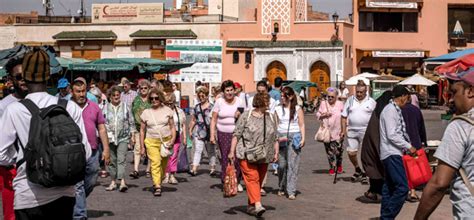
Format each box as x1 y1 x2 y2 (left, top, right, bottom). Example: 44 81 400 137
327 96 335 99
150 97 160 101
165 102 174 106
140 87 148 90
14 75 23 81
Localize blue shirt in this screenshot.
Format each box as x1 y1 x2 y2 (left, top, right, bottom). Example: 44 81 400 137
269 88 281 102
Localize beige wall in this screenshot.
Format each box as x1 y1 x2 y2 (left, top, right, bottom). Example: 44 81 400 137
208 0 239 19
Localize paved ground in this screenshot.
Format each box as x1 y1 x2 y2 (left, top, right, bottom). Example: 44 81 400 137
2 110 453 219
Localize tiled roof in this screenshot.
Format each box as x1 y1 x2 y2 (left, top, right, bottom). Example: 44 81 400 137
130 30 197 39
226 40 343 48
53 31 117 40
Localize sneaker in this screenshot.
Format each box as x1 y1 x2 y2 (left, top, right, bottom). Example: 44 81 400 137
337 166 343 174
288 195 296 200
260 188 267 196
351 172 362 182
329 169 335 176
162 176 169 184
255 206 266 217
169 175 178 185
237 184 244 192
246 206 256 215
361 174 369 185
277 191 285 197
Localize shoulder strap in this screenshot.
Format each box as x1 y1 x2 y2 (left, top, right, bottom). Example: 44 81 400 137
174 107 180 134
451 115 474 125
451 114 474 196
199 103 209 131
58 98 68 109
20 99 40 116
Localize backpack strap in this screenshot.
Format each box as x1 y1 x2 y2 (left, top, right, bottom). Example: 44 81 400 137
451 114 474 196
16 99 40 168
58 98 68 109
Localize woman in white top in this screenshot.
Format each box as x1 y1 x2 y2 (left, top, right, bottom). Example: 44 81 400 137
275 86 305 200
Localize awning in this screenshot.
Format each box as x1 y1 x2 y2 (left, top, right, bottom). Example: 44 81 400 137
130 30 197 39
67 58 194 74
53 31 117 41
56 57 90 68
226 40 343 48
0 45 61 78
424 48 474 62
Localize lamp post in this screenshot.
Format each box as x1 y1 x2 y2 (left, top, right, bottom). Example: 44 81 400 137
332 12 339 39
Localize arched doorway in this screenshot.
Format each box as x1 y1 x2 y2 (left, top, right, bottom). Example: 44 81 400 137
266 61 287 86
310 61 330 99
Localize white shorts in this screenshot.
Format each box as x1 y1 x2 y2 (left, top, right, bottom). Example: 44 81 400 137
346 129 366 152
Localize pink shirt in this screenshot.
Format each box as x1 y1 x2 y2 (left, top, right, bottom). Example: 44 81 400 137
212 97 241 133
82 100 106 150
316 100 344 141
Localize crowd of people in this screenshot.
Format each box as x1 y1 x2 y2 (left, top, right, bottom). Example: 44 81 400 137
0 48 472 220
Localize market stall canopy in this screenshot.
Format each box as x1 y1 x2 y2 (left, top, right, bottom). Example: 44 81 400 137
53 31 117 41
435 53 474 85
345 75 370 86
398 74 436 86
67 58 194 74
283 81 317 93
0 44 61 78
56 57 90 68
357 72 380 79
424 48 474 62
129 30 197 39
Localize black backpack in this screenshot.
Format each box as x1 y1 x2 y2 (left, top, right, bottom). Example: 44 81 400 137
16 98 86 188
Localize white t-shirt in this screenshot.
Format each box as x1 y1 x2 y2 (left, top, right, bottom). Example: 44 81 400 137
275 105 301 134
341 95 376 131
174 90 181 106
434 108 474 219
339 88 350 98
247 96 278 114
0 94 21 117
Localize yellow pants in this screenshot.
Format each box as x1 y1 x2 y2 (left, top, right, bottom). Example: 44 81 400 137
145 137 171 187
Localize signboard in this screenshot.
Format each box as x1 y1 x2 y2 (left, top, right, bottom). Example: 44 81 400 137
92 3 164 24
372 51 424 58
166 39 222 83
366 0 417 9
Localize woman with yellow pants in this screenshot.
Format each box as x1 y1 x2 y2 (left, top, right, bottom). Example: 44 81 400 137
140 88 176 196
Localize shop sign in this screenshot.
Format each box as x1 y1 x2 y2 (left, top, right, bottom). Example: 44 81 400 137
372 51 424 58
92 3 164 24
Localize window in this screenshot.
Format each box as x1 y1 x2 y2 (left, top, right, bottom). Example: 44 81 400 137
359 12 418 32
245 51 252 64
345 45 348 58
448 6 474 42
233 51 239 64
274 22 279 33
349 45 352 59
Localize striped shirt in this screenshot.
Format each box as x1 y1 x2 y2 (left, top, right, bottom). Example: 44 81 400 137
121 90 138 109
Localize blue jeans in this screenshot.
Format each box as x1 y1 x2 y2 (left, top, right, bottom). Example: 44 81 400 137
380 155 409 220
74 149 100 219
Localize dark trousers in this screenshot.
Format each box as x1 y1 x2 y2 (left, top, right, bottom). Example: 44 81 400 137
380 155 409 220
15 196 75 220
369 178 384 195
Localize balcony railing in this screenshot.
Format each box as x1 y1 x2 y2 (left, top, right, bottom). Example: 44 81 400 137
16 16 91 24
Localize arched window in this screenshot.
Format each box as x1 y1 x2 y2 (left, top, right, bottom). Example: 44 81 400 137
245 51 252 64
233 51 239 64
273 23 279 33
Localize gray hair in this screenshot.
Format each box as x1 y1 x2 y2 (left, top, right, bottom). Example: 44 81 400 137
138 79 151 88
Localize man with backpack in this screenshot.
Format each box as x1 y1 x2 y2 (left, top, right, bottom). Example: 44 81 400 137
70 77 110 220
415 78 474 219
0 49 91 219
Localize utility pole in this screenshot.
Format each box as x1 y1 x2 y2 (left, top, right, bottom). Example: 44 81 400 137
43 0 53 16
80 0 85 17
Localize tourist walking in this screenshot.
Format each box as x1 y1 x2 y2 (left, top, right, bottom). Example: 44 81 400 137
0 56 27 220
189 86 217 176
120 77 137 109
172 83 181 107
316 87 344 175
275 86 305 200
340 81 376 184
338 81 349 102
229 93 279 217
140 88 176 196
248 80 278 113
210 80 244 191
130 79 151 179
103 86 136 192
379 85 416 219
70 77 111 220
163 93 186 185
360 91 393 202
269 76 283 102
0 49 91 219
401 95 427 202
415 78 474 219
56 78 71 100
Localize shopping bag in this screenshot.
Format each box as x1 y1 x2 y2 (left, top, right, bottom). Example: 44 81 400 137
177 144 189 173
402 149 432 189
223 164 238 197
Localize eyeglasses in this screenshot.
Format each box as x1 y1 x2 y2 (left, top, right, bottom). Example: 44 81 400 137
150 97 160 101
165 102 174 106
327 96 335 99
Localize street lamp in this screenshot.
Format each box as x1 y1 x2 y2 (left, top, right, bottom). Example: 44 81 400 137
332 12 339 39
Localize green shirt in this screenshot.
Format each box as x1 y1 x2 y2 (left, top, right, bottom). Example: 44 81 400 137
132 96 151 131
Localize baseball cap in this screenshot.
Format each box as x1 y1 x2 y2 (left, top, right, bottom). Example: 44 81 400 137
234 82 242 89
57 78 70 89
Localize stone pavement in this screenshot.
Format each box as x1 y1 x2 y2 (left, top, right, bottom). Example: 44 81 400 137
1 110 453 219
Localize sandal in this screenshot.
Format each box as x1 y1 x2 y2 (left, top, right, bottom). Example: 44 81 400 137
364 191 379 201
129 171 139 179
105 183 117 191
406 194 420 203
146 171 151 178
99 170 109 178
119 183 128 192
153 187 162 196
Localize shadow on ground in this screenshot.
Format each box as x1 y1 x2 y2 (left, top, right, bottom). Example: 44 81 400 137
88 210 114 218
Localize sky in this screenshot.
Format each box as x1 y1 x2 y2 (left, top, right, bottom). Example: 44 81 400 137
0 0 352 18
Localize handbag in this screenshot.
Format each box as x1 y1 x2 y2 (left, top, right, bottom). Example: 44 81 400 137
402 149 432 189
151 111 173 158
315 101 331 143
242 111 267 163
198 104 211 141
177 144 190 173
223 163 238 197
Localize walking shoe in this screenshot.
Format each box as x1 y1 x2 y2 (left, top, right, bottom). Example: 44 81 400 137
277 191 285 197
162 176 169 184
255 206 266 217
351 172 362 182
169 175 178 185
146 171 151 178
119 183 128 192
288 195 296 200
129 171 139 179
260 188 267 196
209 169 216 176
246 206 256 215
360 174 369 185
237 184 244 192
329 169 335 176
337 166 343 174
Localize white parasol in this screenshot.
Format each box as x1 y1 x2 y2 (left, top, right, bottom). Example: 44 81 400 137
357 72 380 79
398 74 437 86
453 20 464 36
345 75 370 86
